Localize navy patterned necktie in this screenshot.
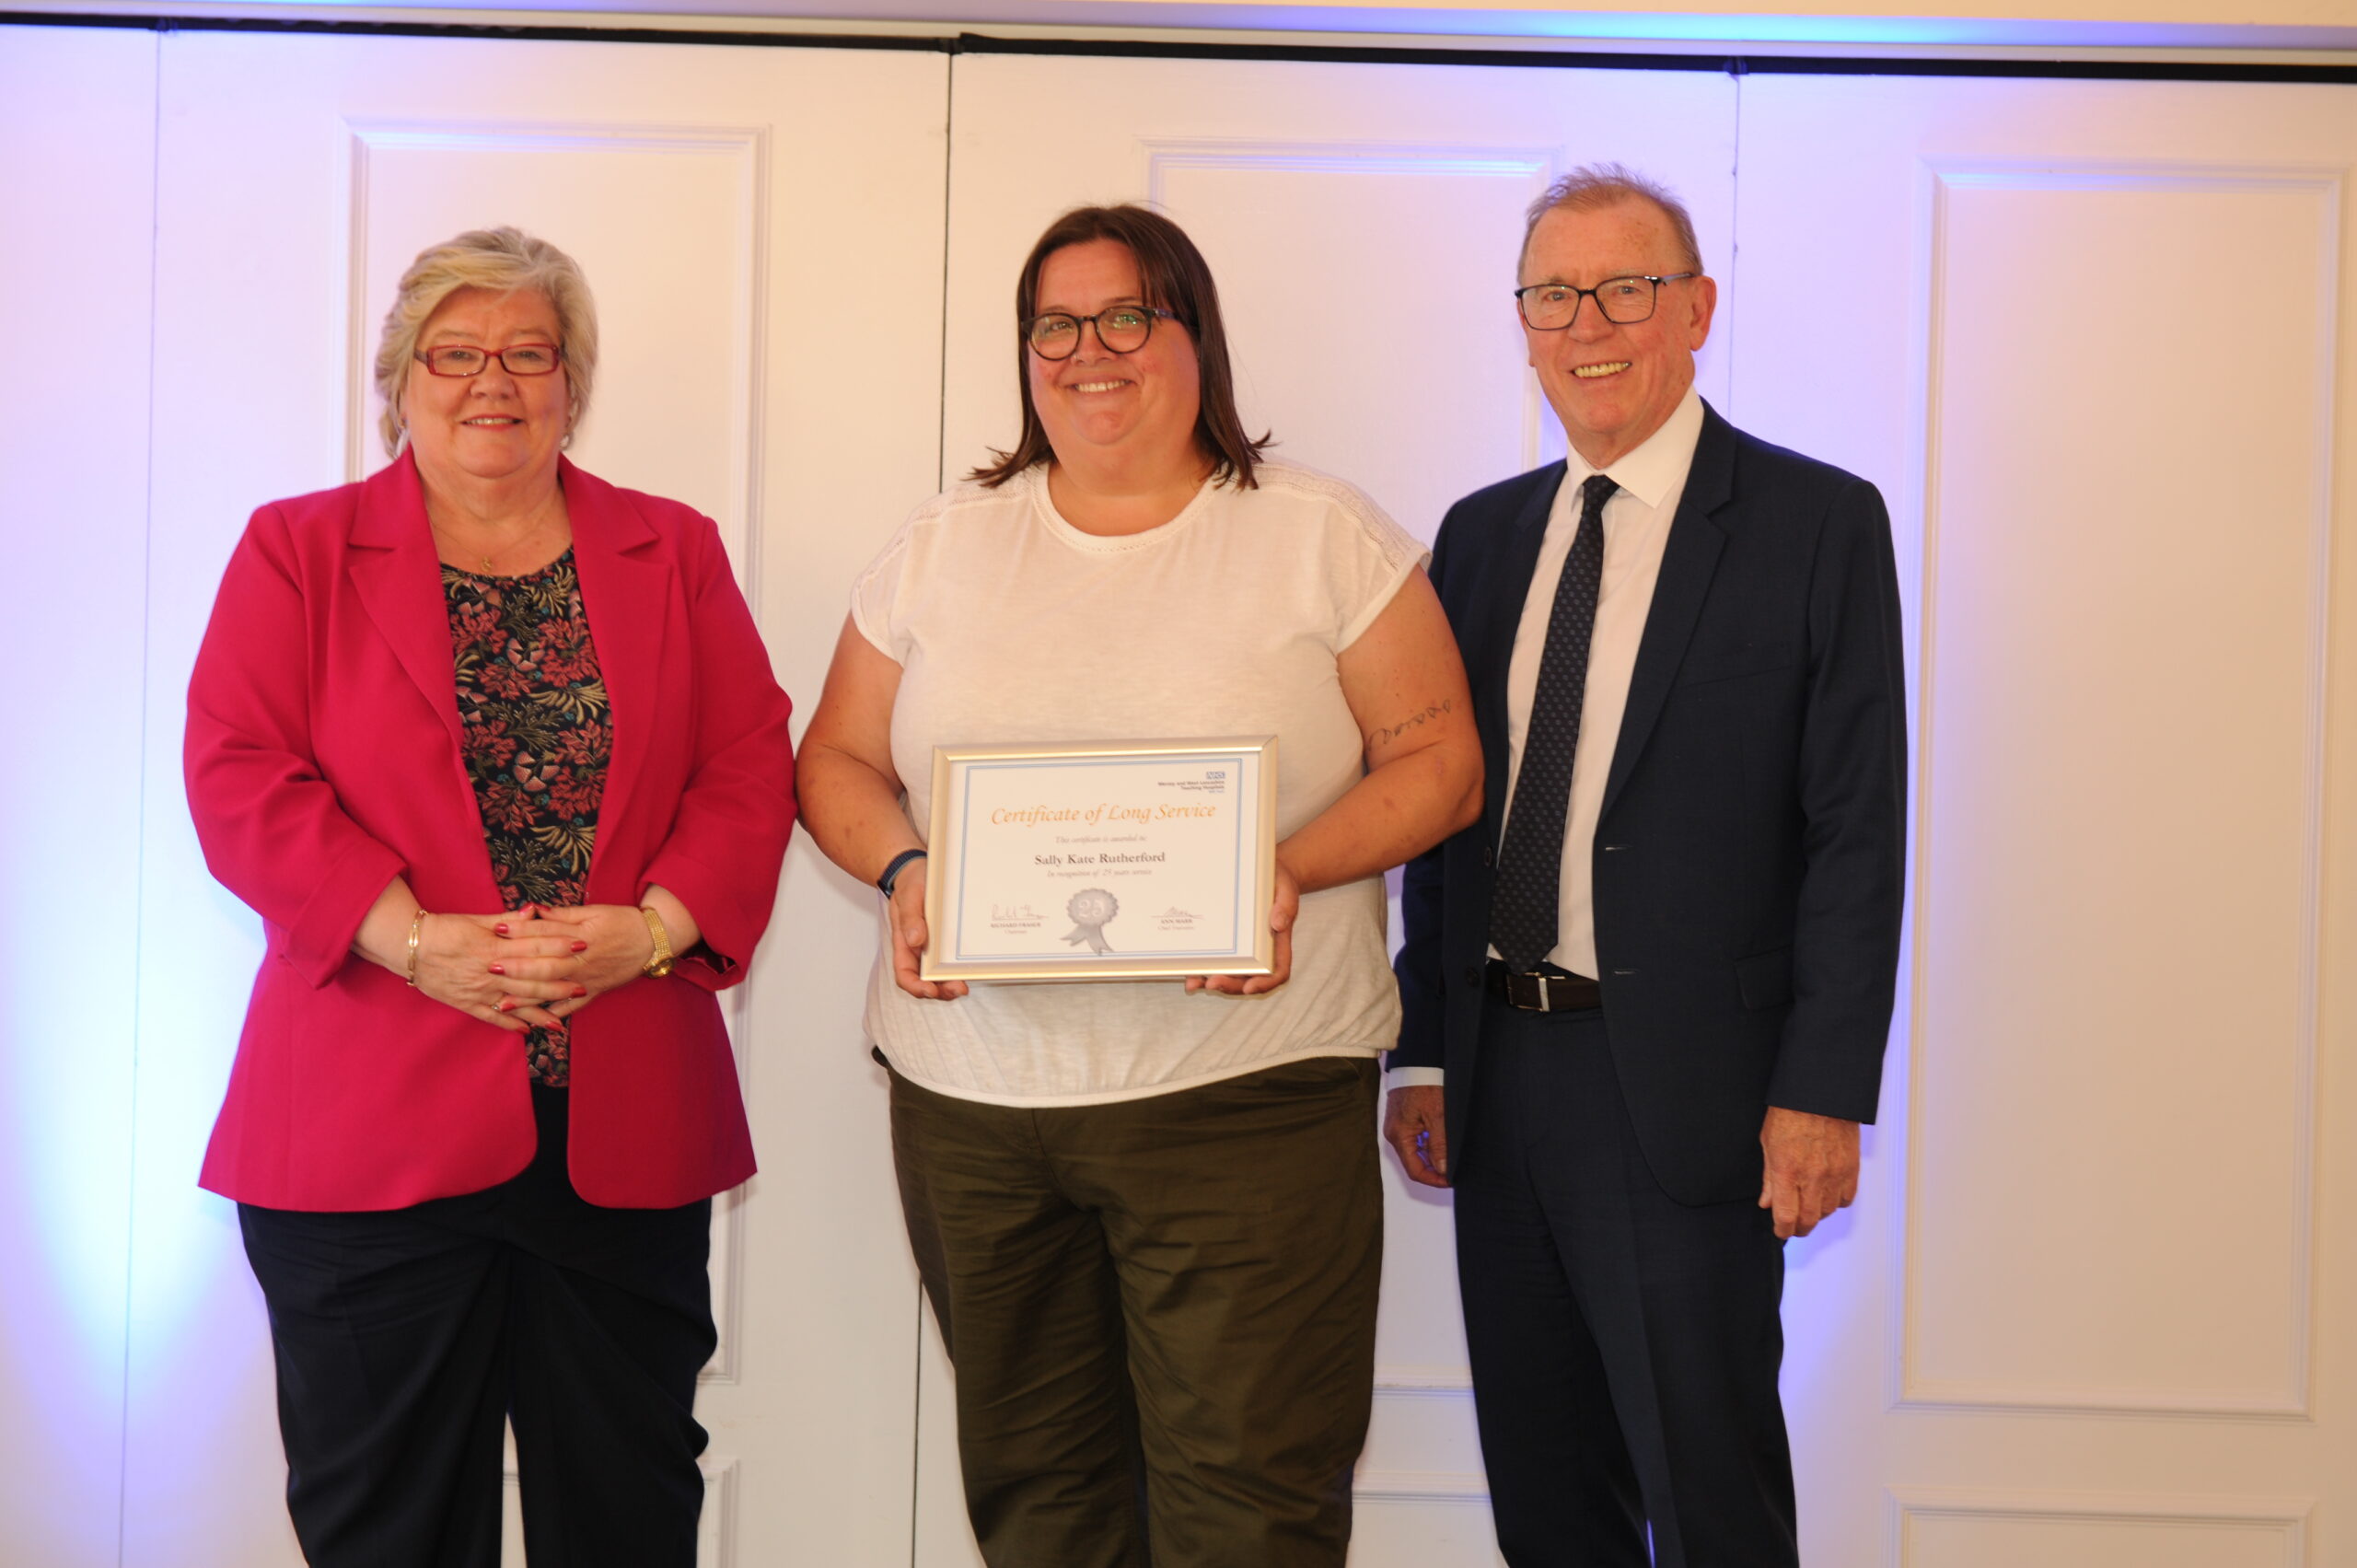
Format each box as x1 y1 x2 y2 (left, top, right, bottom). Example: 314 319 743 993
1489 472 1617 973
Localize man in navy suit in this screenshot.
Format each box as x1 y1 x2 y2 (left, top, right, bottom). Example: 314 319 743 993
1386 165 1906 1567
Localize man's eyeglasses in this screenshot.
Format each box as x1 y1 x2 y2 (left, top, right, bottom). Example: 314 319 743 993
1022 306 1177 361
413 343 565 377
1514 274 1697 331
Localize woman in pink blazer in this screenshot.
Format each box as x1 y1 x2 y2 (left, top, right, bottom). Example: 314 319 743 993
184 227 795 1568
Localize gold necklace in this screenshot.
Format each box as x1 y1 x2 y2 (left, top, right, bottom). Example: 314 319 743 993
434 513 548 576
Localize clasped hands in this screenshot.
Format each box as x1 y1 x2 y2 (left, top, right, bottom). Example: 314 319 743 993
408 903 656 1034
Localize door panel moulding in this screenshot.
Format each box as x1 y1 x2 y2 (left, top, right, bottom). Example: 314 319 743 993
338 111 777 1384
1353 1469 1492 1504
1360 1370 1485 1504
1894 158 2338 1424
1887 1486 2311 1567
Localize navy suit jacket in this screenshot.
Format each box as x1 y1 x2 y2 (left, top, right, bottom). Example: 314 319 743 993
1391 401 1907 1205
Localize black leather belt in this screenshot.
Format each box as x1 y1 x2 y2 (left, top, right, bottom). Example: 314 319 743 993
1484 958 1601 1013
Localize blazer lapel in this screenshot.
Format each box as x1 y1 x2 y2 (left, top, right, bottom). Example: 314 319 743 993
562 459 671 875
1598 403 1735 822
348 454 466 752
1473 463 1565 834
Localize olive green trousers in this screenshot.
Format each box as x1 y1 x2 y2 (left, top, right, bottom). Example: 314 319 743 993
888 1053 1383 1568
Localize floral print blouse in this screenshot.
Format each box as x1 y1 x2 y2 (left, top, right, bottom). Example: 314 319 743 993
445 550 609 1087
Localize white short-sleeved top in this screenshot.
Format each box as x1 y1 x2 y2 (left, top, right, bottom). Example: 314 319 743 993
851 459 1426 1106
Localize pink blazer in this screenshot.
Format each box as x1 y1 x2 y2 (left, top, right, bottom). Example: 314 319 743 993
187 453 795 1211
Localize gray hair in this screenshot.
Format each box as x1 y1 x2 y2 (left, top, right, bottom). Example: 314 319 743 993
373 226 599 457
1518 164 1704 279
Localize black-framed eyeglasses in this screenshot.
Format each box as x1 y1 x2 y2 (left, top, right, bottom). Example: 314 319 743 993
1022 306 1177 361
1514 273 1697 331
412 343 565 377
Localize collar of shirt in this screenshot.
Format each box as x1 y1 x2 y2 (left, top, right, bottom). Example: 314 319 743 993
1562 385 1706 512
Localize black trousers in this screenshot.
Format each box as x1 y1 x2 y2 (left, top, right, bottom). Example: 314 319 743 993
238 1086 714 1568
1454 999 1795 1568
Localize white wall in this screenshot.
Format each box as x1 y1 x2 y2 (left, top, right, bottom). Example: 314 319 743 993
3 19 2351 1567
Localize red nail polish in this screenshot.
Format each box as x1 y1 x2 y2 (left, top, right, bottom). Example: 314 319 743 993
572 984 588 998
497 999 514 1012
489 963 505 976
494 923 509 936
570 940 588 953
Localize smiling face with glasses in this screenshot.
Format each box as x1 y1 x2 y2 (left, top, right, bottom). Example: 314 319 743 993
1518 198 1717 470
400 286 575 492
1022 239 1205 502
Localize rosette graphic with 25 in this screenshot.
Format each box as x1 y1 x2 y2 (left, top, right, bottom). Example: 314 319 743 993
1062 889 1120 954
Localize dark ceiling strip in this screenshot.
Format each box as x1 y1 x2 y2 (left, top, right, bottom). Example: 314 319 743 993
0 9 943 45
1736 52 2357 80
950 29 1726 71
3 9 2353 83
947 29 2357 81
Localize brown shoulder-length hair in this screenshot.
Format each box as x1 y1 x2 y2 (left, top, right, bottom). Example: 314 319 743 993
971 203 1271 489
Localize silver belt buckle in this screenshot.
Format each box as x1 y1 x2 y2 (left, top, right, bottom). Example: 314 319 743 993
1534 972 1560 1013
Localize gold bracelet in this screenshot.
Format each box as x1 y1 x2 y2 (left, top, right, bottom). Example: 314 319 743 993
406 909 429 987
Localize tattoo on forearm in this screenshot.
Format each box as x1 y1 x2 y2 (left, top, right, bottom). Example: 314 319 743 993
1372 699 1453 748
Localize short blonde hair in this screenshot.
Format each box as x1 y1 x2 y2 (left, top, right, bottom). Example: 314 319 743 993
374 226 598 457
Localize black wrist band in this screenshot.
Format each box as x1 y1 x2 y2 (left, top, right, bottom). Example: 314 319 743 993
877 848 928 898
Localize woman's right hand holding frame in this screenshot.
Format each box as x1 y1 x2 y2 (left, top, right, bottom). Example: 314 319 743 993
885 858 966 1002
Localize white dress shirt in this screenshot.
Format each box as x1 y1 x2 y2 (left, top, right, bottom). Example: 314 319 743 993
1391 388 1703 1090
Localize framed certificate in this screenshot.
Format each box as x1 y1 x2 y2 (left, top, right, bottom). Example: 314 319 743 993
922 738 1279 982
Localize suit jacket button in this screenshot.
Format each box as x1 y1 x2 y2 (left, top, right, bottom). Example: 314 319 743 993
1480 845 1495 867
1462 965 1482 987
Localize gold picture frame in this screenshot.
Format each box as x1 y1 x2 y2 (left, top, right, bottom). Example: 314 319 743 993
921 737 1279 982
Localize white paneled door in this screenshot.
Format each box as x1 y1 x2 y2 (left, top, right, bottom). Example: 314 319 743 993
0 23 157 1568
1731 76 2357 1568
132 31 946 1568
934 52 1739 1567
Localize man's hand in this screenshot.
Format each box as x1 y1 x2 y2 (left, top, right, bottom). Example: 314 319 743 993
1384 1085 1451 1188
1758 1107 1860 1239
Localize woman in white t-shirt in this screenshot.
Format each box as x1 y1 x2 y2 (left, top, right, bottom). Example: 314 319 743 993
799 205 1480 1567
